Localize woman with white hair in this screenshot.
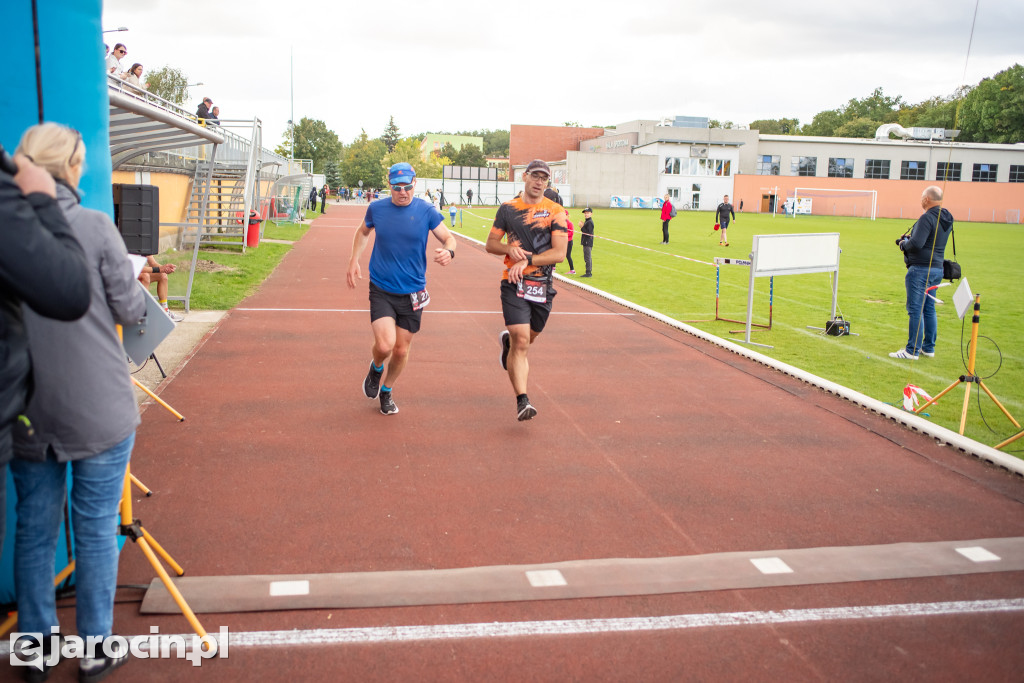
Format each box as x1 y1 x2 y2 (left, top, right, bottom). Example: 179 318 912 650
11 123 144 680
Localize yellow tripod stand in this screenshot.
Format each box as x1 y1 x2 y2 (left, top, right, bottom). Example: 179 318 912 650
914 294 1021 438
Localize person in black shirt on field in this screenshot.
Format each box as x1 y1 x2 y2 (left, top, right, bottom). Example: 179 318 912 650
716 194 736 246
579 207 594 277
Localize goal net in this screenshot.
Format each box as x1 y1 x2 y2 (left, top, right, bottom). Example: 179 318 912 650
792 187 877 220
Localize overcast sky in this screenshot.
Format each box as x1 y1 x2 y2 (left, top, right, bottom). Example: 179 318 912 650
101 0 1022 148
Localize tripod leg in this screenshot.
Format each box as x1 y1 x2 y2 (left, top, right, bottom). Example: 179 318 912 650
914 379 962 414
977 380 1022 429
959 381 973 435
131 377 184 421
138 525 185 576
130 473 153 496
135 536 210 647
995 430 1024 451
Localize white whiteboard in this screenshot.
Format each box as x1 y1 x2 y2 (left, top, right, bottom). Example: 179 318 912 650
751 233 840 276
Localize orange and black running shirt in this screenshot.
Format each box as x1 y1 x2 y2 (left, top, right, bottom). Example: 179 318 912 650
490 196 567 281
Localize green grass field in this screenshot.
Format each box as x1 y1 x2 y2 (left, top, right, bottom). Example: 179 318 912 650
456 205 1024 453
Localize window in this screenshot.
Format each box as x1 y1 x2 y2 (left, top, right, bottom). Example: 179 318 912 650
756 155 780 175
936 162 962 182
715 160 731 176
900 161 926 181
691 184 700 210
864 159 890 179
972 163 997 182
666 187 681 199
664 157 681 175
791 156 817 176
1010 165 1024 183
828 158 854 178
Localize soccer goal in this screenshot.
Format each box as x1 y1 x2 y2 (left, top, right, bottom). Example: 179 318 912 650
1007 209 1020 225
792 187 877 220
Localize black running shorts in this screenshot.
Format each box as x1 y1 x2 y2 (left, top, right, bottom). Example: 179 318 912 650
500 280 553 333
369 282 423 334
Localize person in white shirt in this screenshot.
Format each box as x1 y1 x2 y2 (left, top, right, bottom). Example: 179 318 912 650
106 43 127 76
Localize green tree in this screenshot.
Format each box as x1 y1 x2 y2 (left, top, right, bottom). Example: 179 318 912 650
834 116 881 138
749 118 800 134
324 160 341 189
275 117 343 173
480 129 509 157
439 142 458 160
381 116 401 153
958 64 1024 143
381 137 449 179
452 143 486 167
801 109 844 136
341 129 386 189
145 66 189 105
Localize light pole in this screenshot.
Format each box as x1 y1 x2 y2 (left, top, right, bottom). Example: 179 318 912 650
103 27 128 33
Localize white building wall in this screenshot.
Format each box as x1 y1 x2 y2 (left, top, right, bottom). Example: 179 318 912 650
636 142 740 210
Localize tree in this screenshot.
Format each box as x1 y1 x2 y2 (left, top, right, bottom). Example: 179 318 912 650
145 66 189 105
834 116 882 139
341 129 386 189
324 161 341 189
748 118 800 134
563 120 582 127
958 64 1024 143
481 129 509 157
381 137 449 179
381 116 401 153
801 109 844 137
439 142 458 160
274 117 343 173
452 143 486 167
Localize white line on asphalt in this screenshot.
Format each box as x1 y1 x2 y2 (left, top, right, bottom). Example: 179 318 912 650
234 308 631 316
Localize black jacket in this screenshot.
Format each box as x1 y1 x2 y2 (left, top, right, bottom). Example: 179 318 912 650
579 217 595 247
901 206 953 268
196 103 212 120
0 172 90 463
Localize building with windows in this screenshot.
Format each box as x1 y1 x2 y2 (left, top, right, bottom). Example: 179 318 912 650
510 119 1024 222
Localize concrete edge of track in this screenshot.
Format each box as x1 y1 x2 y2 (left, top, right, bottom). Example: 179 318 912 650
452 229 1024 478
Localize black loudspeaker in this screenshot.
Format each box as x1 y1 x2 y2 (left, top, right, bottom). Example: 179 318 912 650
825 317 851 336
112 184 159 255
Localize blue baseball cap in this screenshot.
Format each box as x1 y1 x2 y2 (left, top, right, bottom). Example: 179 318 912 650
388 162 416 185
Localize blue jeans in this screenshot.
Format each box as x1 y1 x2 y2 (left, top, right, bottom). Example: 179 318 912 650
11 433 133 638
905 264 943 355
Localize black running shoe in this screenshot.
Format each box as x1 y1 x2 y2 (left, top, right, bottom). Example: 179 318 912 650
363 362 383 399
516 395 537 421
499 330 511 370
379 390 399 415
78 636 129 683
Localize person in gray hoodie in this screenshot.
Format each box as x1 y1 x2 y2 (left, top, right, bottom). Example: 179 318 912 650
11 123 145 681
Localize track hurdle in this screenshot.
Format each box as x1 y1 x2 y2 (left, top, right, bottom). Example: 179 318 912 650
687 257 774 334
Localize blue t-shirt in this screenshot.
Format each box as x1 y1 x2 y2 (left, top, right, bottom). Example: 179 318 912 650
364 197 445 294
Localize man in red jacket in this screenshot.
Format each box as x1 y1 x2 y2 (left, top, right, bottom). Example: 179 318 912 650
659 193 674 244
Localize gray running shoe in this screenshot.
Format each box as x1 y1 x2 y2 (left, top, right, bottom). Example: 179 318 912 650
516 395 537 421
380 390 399 415
499 330 511 370
363 362 383 399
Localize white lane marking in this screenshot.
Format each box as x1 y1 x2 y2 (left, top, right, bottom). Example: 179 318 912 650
526 570 568 587
269 580 310 596
167 599 1024 649
1 599 1022 655
234 308 631 316
751 557 794 574
956 547 1002 563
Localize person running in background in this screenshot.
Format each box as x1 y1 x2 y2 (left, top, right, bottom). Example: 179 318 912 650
346 163 456 415
486 159 567 421
716 194 736 247
579 207 594 277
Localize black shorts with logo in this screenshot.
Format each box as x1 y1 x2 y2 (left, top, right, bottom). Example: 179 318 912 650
369 282 423 334
500 279 554 333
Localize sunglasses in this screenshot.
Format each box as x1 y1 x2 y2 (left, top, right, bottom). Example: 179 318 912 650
390 184 414 192
117 49 127 54
526 171 549 181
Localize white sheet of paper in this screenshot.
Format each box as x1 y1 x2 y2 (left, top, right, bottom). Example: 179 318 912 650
127 253 147 279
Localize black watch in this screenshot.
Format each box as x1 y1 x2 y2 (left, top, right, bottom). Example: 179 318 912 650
526 253 533 266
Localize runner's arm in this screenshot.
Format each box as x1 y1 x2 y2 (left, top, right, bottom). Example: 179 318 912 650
430 222 456 266
346 223 373 288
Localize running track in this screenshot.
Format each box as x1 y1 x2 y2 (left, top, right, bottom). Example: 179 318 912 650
46 204 1024 680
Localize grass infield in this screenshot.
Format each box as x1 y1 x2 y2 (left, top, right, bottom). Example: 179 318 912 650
456 205 1023 454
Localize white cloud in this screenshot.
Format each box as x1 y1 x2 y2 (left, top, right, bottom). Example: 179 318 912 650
102 0 1023 145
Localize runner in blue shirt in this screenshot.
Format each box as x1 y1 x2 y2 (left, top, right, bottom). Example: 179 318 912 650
346 163 456 415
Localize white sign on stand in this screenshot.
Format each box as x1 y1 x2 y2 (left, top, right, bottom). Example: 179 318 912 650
743 233 842 347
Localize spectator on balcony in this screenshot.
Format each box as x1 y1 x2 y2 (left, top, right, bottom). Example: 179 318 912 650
209 106 221 125
106 43 127 76
123 63 148 90
196 97 214 121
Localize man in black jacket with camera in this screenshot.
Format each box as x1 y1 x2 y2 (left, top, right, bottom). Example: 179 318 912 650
890 185 952 360
0 147 91 556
